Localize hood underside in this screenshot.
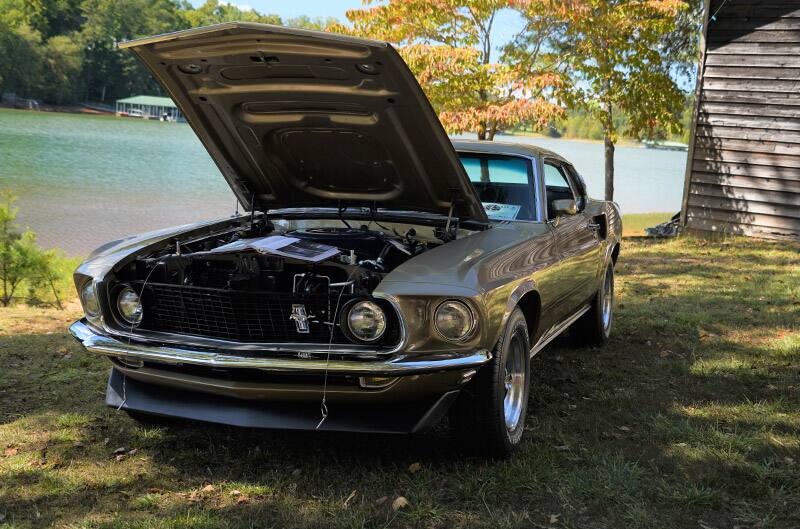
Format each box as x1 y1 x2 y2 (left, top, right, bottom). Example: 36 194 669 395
120 23 487 223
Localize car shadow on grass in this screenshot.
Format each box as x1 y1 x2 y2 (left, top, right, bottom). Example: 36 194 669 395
1 237 799 528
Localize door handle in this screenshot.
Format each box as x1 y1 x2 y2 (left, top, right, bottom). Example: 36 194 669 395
587 222 601 231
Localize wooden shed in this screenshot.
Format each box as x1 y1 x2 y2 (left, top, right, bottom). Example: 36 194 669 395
681 0 800 241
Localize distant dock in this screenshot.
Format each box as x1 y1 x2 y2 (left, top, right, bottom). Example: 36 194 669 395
642 140 688 152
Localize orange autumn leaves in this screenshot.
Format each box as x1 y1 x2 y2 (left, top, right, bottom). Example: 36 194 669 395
401 43 564 137
331 0 686 142
332 0 564 139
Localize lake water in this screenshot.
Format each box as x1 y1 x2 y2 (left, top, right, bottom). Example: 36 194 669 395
0 108 687 255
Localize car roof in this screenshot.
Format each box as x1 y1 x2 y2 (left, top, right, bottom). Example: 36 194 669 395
451 139 570 164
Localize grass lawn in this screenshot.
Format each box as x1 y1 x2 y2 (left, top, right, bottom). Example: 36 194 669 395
1 236 798 529
621 213 674 237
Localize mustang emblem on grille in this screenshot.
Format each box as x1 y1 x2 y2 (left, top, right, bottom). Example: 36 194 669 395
289 304 310 333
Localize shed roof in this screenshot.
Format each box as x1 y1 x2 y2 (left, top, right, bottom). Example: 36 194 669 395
116 95 177 108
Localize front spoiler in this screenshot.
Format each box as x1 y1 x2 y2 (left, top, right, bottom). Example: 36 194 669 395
69 320 491 376
106 368 459 434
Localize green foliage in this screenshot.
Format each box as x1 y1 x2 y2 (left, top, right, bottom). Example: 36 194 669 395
0 190 71 308
0 0 339 105
524 94 693 143
182 0 280 28
513 0 699 199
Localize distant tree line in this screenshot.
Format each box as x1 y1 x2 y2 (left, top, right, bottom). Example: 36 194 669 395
0 0 336 105
520 93 695 144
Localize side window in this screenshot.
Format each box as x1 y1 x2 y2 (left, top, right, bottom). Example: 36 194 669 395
543 161 576 220
563 164 587 210
459 154 536 221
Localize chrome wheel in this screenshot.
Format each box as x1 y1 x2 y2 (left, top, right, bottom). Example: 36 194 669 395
601 266 613 333
503 333 527 431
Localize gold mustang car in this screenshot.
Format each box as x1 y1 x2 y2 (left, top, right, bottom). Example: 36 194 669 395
69 23 621 456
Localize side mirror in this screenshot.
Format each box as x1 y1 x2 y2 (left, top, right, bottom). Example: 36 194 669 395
551 199 577 217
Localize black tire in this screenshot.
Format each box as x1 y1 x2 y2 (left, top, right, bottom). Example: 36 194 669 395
450 307 531 457
573 262 614 346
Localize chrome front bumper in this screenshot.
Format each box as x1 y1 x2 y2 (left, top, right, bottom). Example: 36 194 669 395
69 320 492 376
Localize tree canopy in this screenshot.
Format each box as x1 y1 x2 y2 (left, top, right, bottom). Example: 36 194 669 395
336 0 564 140
0 0 338 105
0 0 699 155
514 0 694 199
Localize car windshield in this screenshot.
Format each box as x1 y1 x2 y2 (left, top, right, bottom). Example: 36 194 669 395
458 153 536 221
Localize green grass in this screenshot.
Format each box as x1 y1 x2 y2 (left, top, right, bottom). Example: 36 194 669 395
1 236 799 528
621 212 674 237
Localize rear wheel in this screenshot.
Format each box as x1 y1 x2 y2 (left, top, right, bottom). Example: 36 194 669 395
573 262 614 346
450 308 531 457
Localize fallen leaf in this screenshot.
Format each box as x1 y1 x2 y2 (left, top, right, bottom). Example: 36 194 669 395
291 468 302 477
550 513 561 524
553 445 570 451
391 496 409 511
618 426 631 432
375 496 388 506
112 447 127 455
3 447 18 457
127 448 138 456
407 462 421 474
236 494 250 504
229 489 242 496
201 484 215 493
102 437 110 446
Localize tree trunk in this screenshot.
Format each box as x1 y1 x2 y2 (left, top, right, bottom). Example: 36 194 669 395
477 122 487 141
487 123 496 141
480 158 490 182
604 134 614 201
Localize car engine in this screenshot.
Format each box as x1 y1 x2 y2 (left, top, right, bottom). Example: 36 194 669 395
107 219 438 346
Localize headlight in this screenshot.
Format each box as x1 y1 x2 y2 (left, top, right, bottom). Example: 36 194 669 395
434 300 475 342
80 282 100 318
345 300 386 342
117 286 143 326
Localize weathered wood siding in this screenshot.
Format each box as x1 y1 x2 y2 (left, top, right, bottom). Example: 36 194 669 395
681 0 800 240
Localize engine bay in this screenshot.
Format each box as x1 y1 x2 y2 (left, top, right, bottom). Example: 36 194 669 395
106 217 448 345
117 221 435 296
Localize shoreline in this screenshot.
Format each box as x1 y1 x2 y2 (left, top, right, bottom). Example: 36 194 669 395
0 102 113 116
508 130 648 148
0 106 688 149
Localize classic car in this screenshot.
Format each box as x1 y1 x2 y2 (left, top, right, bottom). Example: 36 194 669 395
69 22 621 456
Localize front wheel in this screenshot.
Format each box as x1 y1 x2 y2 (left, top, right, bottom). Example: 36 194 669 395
449 307 531 457
573 262 614 346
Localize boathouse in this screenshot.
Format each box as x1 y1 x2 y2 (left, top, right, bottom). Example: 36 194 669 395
681 0 800 241
115 95 183 121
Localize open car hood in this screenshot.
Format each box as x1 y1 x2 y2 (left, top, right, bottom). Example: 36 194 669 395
120 23 487 223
